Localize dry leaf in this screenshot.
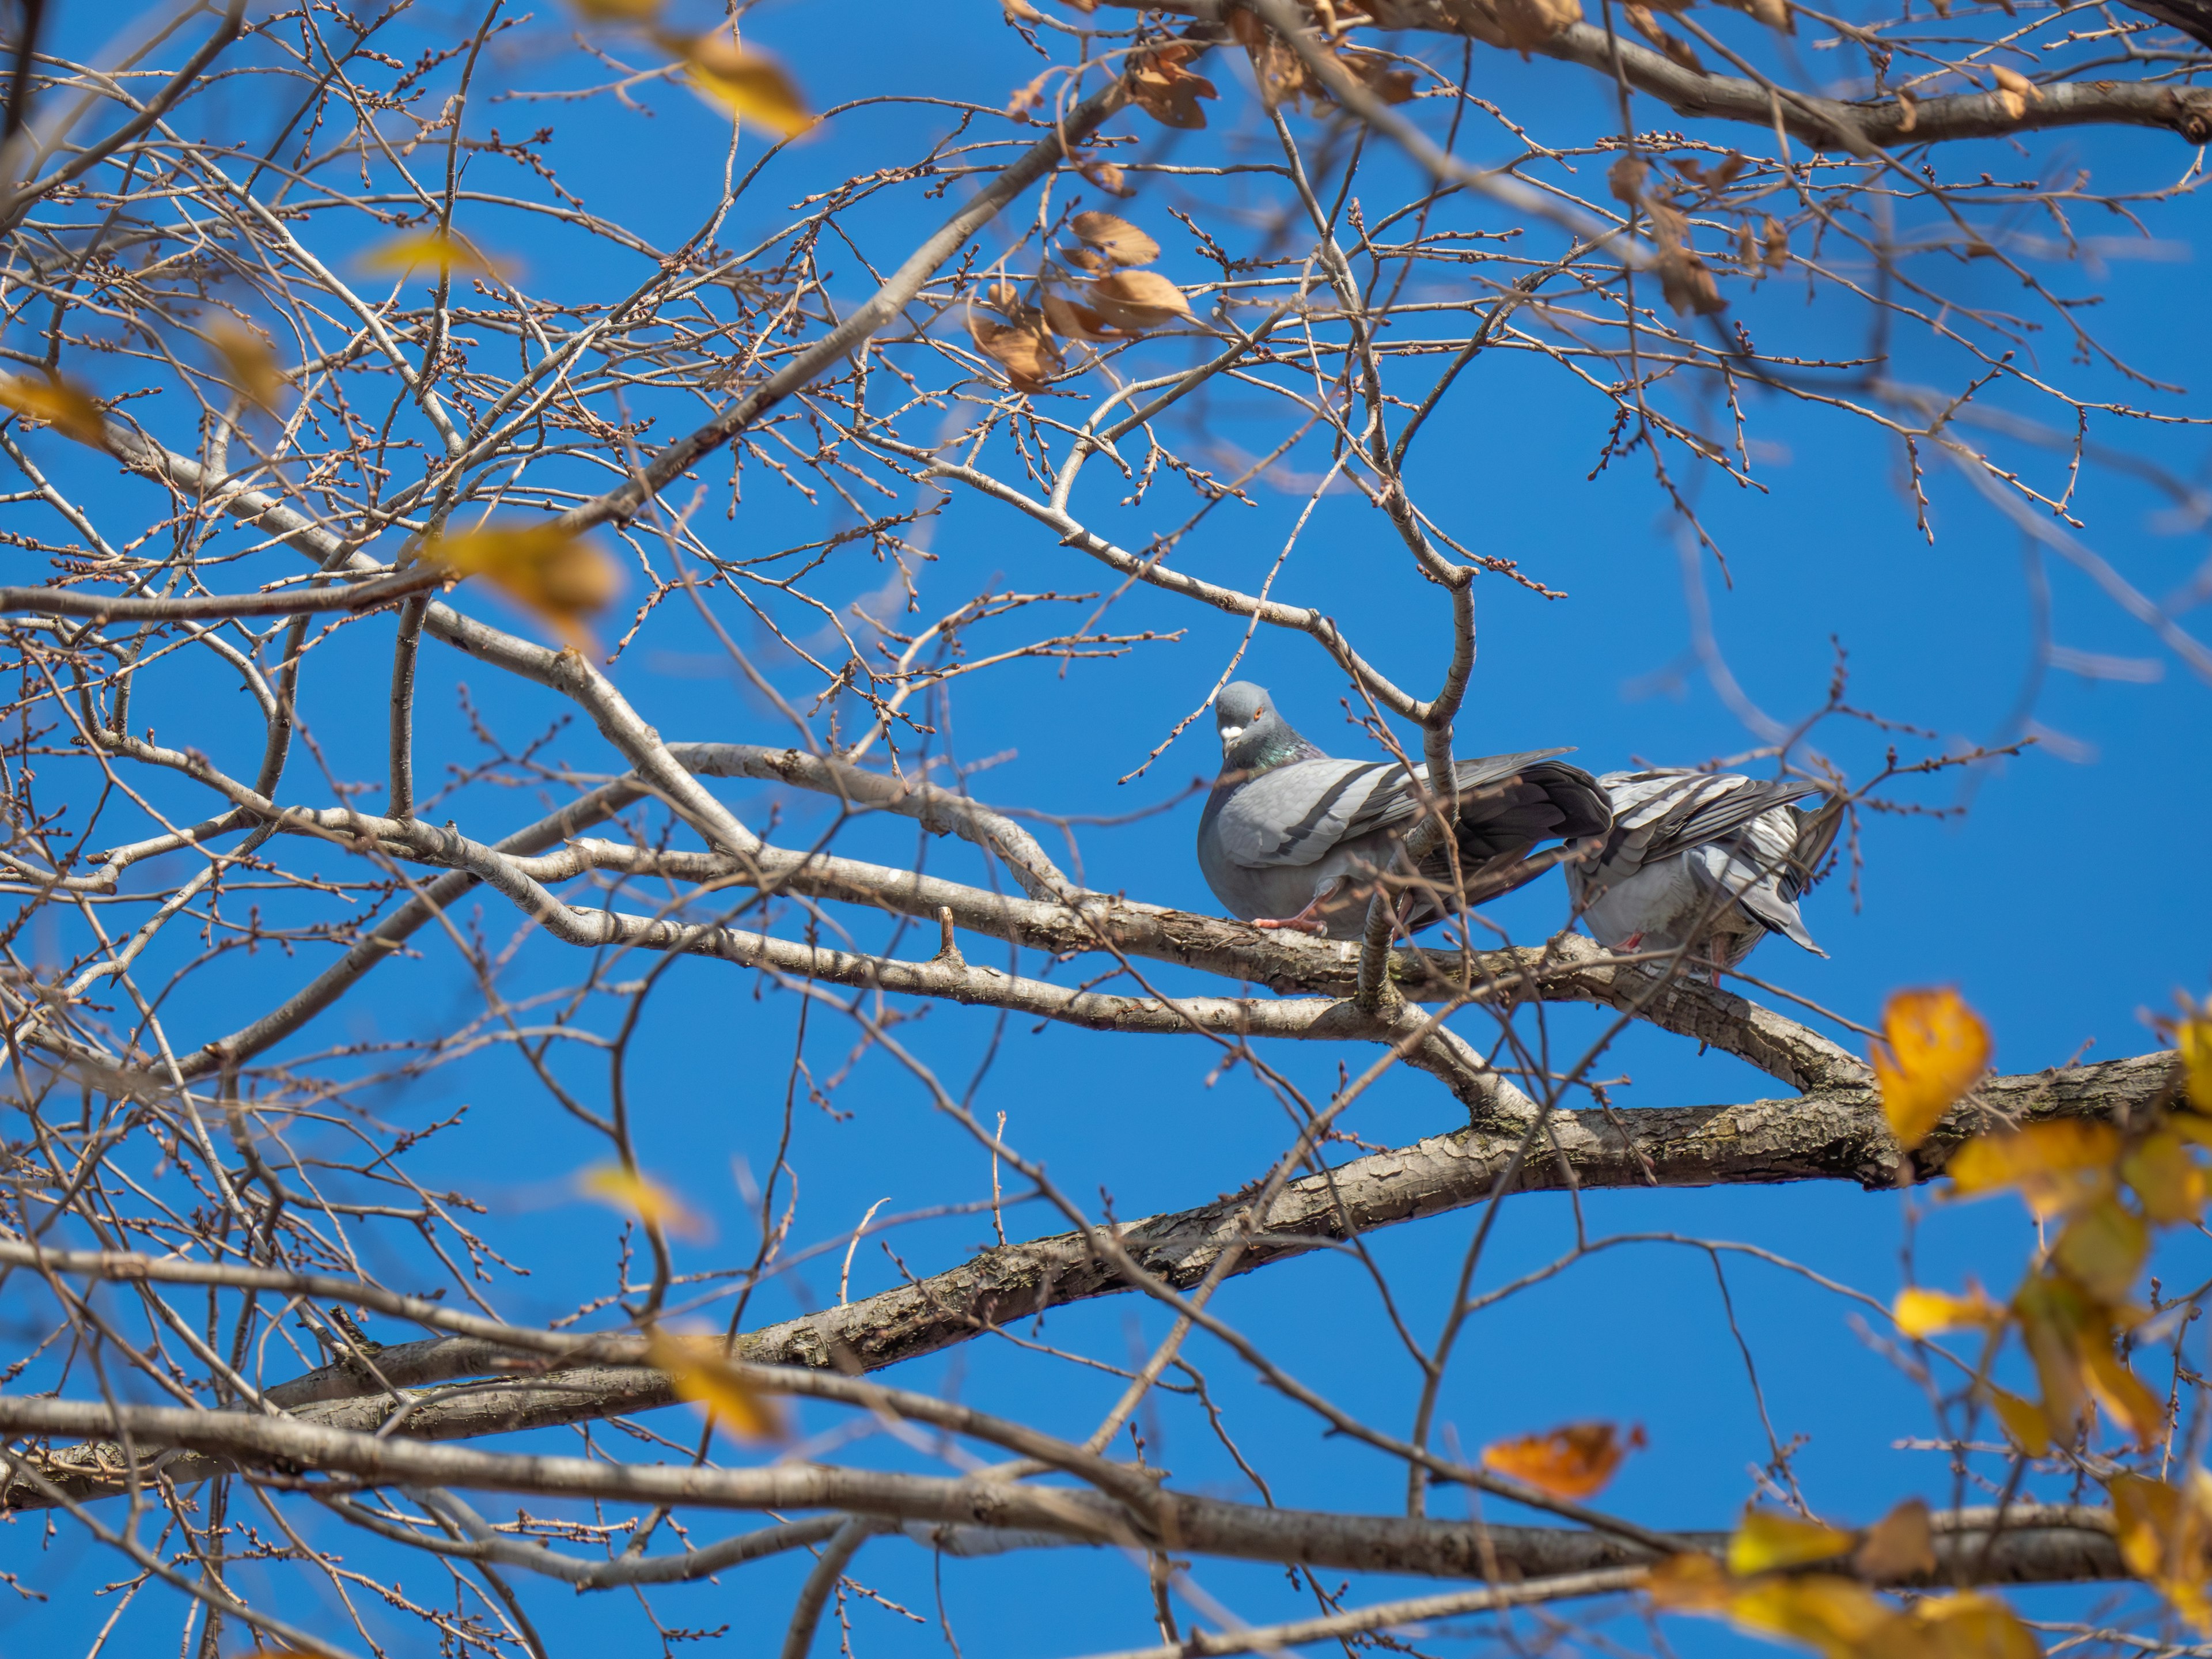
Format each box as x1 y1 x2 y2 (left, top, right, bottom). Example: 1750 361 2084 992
209 320 286 413
1608 154 1649 203
431 522 621 648
1762 214 1791 270
1493 0 1584 48
1479 1422 1646 1499
1910 1593 2043 1659
579 1164 707 1239
1990 64 2040 123
2110 1470 2212 1632
1345 50 1419 103
1747 0 1794 31
1948 1119 2120 1217
1071 211 1160 268
359 230 501 278
1004 0 1044 17
1127 44 1217 129
1872 988 1992 1148
1086 269 1193 331
1229 7 1317 107
969 311 1063 392
1041 288 1115 343
1893 1283 2004 1338
570 0 662 16
646 1332 787 1444
1078 157 1130 195
1729 1508 1857 1575
658 31 814 139
1895 89 1919 132
1855 1498 1937 1580
0 372 108 448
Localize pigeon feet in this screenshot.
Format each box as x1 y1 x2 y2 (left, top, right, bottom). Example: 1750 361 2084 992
1614 931 1645 952
1251 913 1330 936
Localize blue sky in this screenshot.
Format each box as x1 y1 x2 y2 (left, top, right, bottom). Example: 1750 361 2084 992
7 1 2211 1654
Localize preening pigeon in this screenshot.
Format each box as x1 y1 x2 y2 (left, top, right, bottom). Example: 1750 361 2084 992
1195 681 1611 941
1563 769 1842 976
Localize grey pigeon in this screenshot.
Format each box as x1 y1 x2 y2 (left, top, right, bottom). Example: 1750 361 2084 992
1563 768 1842 977
1195 681 1611 941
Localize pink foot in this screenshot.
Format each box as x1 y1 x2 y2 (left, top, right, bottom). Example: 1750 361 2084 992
1251 914 1330 936
1615 931 1645 952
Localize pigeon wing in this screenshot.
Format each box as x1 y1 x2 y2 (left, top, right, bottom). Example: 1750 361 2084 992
1211 758 1398 869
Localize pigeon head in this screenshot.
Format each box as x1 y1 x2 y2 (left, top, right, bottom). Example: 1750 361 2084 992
1214 681 1316 773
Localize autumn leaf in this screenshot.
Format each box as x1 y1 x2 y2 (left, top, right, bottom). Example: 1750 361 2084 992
1226 8 1317 108
1984 1385 2051 1457
2013 1268 2162 1446
2052 1194 2149 1303
657 31 814 139
0 371 108 448
569 0 661 16
645 1332 787 1444
1990 63 2041 121
359 229 504 279
1855 1497 1936 1580
428 522 620 647
1077 157 1129 195
1085 270 1193 332
1645 1550 1734 1610
2111 1470 2212 1632
1040 288 1115 343
209 320 287 413
1728 1508 1857 1575
1872 988 1991 1148
1893 1283 2004 1338
1728 1574 1893 1658
1070 211 1160 269
1126 43 1217 128
1479 1421 1645 1499
2120 1130 2205 1223
969 309 1063 392
1948 1119 2120 1217
1908 1592 2042 1659
1762 214 1791 271
1343 50 1419 103
2170 1002 2212 1116
1493 0 1584 50
579 1164 706 1238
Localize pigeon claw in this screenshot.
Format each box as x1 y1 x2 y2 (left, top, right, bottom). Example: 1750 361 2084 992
1251 914 1330 936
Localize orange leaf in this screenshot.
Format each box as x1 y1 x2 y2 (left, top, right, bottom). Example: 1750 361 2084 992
646 1332 787 1444
0 371 108 448
1872 988 1991 1148
1479 1421 1645 1499
1644 1550 1734 1610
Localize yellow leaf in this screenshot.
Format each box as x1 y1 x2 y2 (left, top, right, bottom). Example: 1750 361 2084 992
1728 1574 1893 1659
570 0 661 16
209 320 287 413
2122 1129 2206 1224
2176 1009 2212 1116
2052 1195 2149 1304
2109 1471 2212 1632
2013 1270 2163 1448
429 522 620 648
579 1164 707 1240
658 31 814 139
0 371 108 448
1070 211 1160 268
1908 1592 2042 1659
1644 1550 1734 1610
646 1332 787 1444
1873 988 1991 1148
1985 1385 2050 1457
1728 1508 1856 1575
2080 1337 2165 1448
1855 1497 1937 1580
359 229 502 278
1479 1421 1645 1499
1085 269 1192 332
1949 1120 2120 1217
1894 1284 2003 1338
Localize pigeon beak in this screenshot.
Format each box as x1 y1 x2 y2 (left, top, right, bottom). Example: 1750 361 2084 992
1219 725 1243 743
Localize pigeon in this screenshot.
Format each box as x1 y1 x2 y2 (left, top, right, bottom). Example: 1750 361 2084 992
1563 768 1842 978
1195 681 1611 941
2128 0 2212 48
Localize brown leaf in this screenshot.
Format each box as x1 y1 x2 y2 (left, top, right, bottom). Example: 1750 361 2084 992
1645 1551 1735 1611
1991 64 2041 123
0 371 108 448
1003 0 1044 18
1127 44 1218 129
1608 154 1648 203
1747 0 1793 31
968 311 1063 392
569 0 662 17
1040 288 1116 343
1761 214 1790 270
1855 1497 1937 1580
1086 268 1193 331
1228 8 1317 107
1071 211 1160 268
656 30 815 139
1078 157 1130 195
1345 50 1419 103
1872 987 1992 1149
1479 1422 1645 1499
1895 89 1919 132
1493 0 1584 48
430 522 621 648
